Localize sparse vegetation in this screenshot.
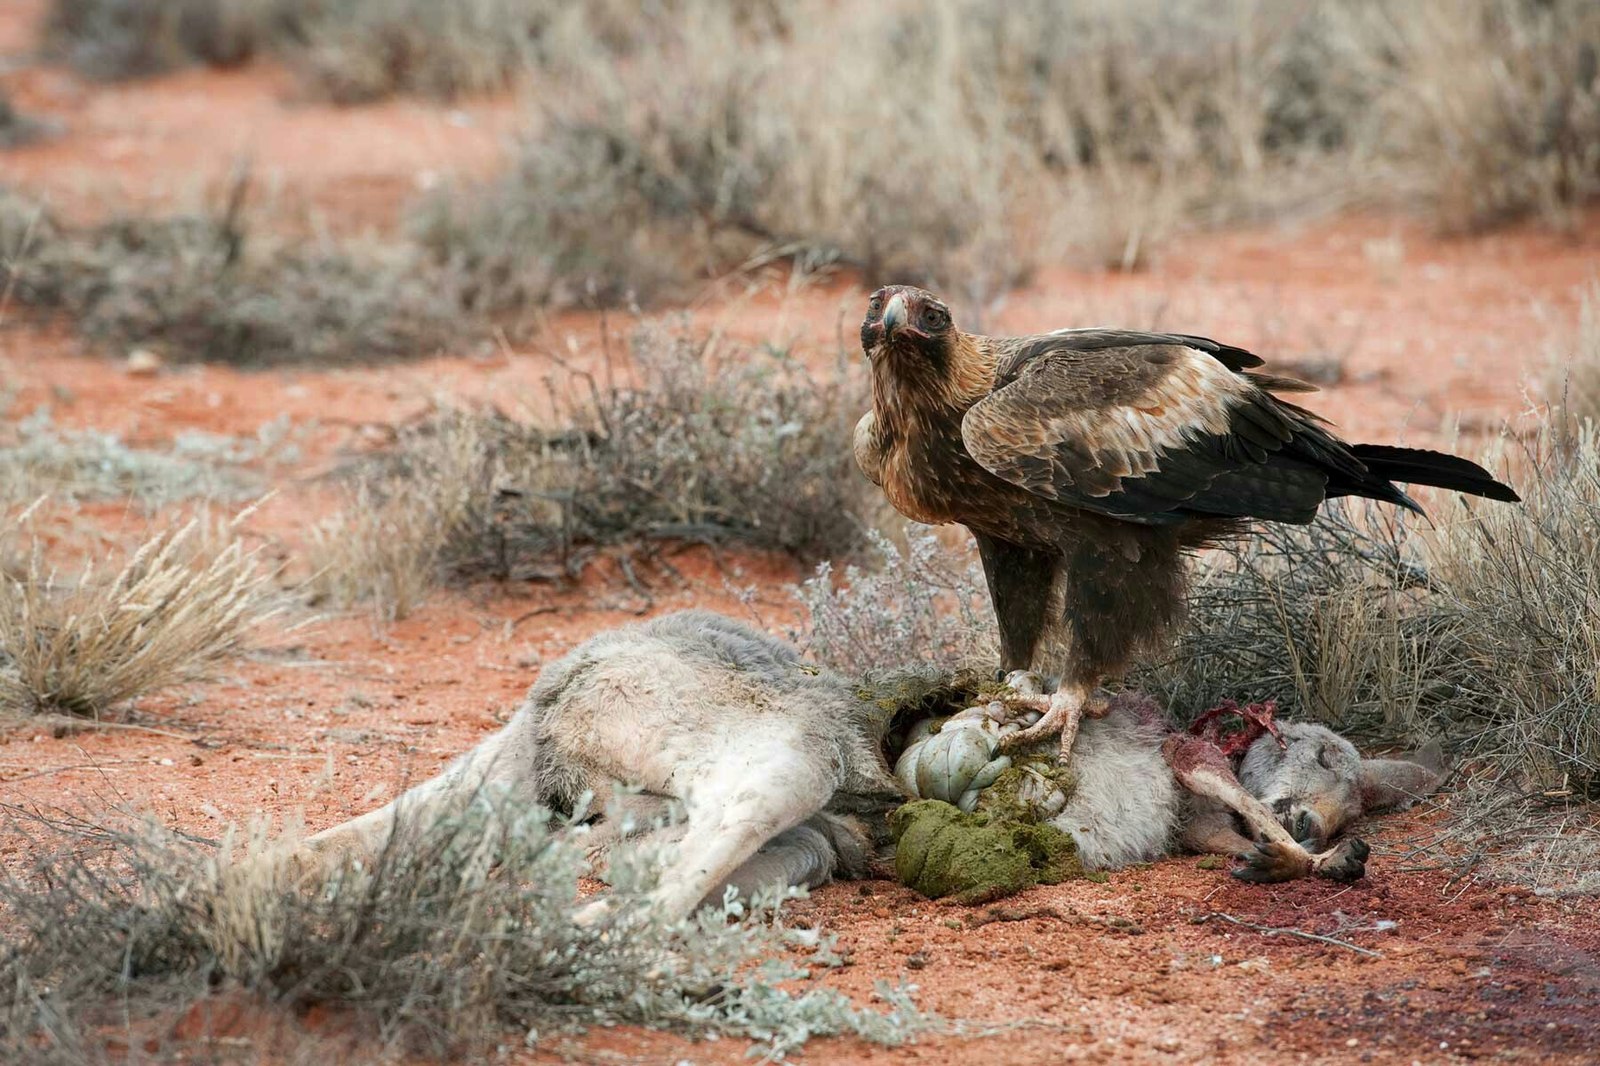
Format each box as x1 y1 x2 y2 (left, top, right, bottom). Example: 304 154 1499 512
418 0 1600 310
0 509 278 719
29 3 1600 310
307 322 881 618
0 410 282 504
43 0 284 81
0 186 479 366
795 527 995 677
43 0 561 102
0 795 931 1062
1357 2 1600 234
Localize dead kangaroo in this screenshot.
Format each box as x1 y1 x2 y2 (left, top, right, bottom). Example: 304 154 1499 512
296 611 1442 922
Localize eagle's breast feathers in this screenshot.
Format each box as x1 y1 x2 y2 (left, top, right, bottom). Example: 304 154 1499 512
852 410 885 488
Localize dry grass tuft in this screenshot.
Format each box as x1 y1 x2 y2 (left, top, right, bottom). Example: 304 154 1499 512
0 185 479 366
0 796 931 1061
282 0 554 104
0 507 278 719
1359 1 1600 233
304 417 486 622
1546 281 1600 435
307 323 881 618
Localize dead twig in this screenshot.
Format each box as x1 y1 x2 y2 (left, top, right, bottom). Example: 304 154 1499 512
0 760 142 783
1194 911 1383 958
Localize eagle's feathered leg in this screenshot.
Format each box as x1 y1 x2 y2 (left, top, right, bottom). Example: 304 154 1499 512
972 532 1058 673
990 528 1186 759
974 533 1118 758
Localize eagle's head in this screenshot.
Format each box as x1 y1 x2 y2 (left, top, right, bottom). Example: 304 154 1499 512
860 285 957 366
861 286 992 414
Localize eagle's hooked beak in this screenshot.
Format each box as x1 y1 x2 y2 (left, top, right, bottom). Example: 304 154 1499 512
881 292 908 338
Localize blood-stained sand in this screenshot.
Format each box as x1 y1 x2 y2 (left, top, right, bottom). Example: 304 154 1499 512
4 13 1600 1062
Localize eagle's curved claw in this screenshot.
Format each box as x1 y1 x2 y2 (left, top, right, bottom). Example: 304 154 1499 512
995 686 1108 760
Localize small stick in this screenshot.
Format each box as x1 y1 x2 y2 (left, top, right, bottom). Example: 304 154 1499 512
1196 911 1383 958
0 761 139 783
37 716 196 741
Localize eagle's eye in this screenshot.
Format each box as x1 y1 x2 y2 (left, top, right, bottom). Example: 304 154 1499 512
867 293 884 313
921 306 950 331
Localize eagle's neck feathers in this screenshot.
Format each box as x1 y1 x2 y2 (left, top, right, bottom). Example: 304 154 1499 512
870 333 996 437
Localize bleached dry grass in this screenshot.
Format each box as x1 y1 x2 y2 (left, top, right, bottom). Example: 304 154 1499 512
414 0 1288 310
0 507 278 719
0 793 931 1062
304 417 486 622
1356 1 1600 234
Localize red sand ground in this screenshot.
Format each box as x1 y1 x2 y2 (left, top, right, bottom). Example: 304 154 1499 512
3 7 1599 1063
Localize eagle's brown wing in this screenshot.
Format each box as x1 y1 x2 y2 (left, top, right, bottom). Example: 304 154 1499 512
960 330 1389 526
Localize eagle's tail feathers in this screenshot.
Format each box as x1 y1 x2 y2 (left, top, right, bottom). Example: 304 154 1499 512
1347 444 1521 504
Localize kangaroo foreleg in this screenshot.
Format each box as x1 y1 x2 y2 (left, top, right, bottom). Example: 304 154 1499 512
1164 735 1368 883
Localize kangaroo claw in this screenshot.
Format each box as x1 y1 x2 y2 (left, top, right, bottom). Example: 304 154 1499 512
1230 840 1313 883
1311 837 1370 883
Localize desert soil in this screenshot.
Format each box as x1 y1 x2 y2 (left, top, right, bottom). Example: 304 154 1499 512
3 6 1599 1063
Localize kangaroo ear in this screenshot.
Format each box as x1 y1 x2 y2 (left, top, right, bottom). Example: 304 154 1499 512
1358 755 1443 812
1405 737 1448 775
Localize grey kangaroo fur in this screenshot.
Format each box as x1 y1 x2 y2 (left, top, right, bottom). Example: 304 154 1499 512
296 611 1443 923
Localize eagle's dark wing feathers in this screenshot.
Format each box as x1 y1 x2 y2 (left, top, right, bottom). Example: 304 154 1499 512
963 332 1411 526
1000 328 1265 375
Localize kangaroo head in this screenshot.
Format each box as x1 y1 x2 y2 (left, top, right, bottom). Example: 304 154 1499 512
1236 722 1445 849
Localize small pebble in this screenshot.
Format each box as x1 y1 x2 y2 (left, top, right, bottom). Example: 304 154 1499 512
125 348 163 376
